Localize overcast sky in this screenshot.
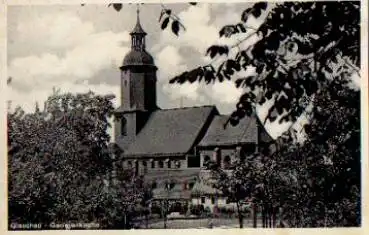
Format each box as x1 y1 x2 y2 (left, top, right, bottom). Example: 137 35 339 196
6 2 304 140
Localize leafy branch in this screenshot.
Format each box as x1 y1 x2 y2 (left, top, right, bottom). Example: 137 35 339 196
159 3 186 36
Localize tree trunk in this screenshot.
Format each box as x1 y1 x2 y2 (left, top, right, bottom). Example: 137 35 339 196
261 205 264 227
272 207 277 228
145 213 148 229
124 214 127 229
236 202 243 228
268 204 272 228
253 203 257 228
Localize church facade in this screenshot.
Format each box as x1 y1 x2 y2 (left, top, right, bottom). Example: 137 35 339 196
112 11 274 210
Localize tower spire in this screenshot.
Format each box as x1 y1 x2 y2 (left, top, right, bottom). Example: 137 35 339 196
130 3 146 51
136 3 140 25
130 4 146 35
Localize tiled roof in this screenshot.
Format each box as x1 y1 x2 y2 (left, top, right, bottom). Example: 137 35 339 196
123 106 218 157
152 187 192 200
198 113 273 147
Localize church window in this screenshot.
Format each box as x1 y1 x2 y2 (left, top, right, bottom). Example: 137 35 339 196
142 161 148 173
158 160 164 168
214 148 221 166
121 117 127 136
134 161 139 175
203 155 210 167
223 155 231 169
167 160 171 168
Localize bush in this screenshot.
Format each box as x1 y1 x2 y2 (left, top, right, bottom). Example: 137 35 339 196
190 204 204 216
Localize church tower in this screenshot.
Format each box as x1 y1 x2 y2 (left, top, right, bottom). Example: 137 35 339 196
114 7 158 148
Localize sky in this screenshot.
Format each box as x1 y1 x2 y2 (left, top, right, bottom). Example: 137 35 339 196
6 2 307 141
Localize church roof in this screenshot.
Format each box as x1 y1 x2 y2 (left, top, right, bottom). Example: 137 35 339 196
122 106 218 157
198 114 273 147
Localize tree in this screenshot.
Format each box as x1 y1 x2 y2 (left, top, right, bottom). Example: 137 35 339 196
267 81 360 227
7 90 151 229
170 1 360 126
181 2 360 227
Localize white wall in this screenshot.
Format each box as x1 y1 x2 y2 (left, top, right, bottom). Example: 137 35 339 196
191 196 237 213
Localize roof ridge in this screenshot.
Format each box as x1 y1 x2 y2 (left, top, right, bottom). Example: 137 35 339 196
155 105 216 112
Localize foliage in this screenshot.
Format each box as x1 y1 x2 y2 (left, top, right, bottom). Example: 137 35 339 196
273 83 360 227
8 90 151 229
170 1 360 126
82 2 198 36
194 1 361 228
189 204 204 216
208 77 360 227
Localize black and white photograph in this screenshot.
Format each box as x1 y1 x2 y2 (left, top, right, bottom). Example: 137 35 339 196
3 0 367 231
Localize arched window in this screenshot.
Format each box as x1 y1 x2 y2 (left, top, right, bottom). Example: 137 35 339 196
203 155 210 167
158 160 164 168
167 159 171 168
151 160 155 169
224 155 231 169
121 117 127 136
142 161 148 174
134 161 139 175
214 148 221 166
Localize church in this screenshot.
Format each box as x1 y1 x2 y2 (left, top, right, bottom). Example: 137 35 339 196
111 10 274 211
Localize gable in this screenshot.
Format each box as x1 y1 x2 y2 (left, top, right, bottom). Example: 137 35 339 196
198 113 274 147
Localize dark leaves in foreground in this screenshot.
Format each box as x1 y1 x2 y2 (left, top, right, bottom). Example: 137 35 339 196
206 45 229 59
161 17 170 30
170 1 360 125
171 20 180 36
107 3 123 12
